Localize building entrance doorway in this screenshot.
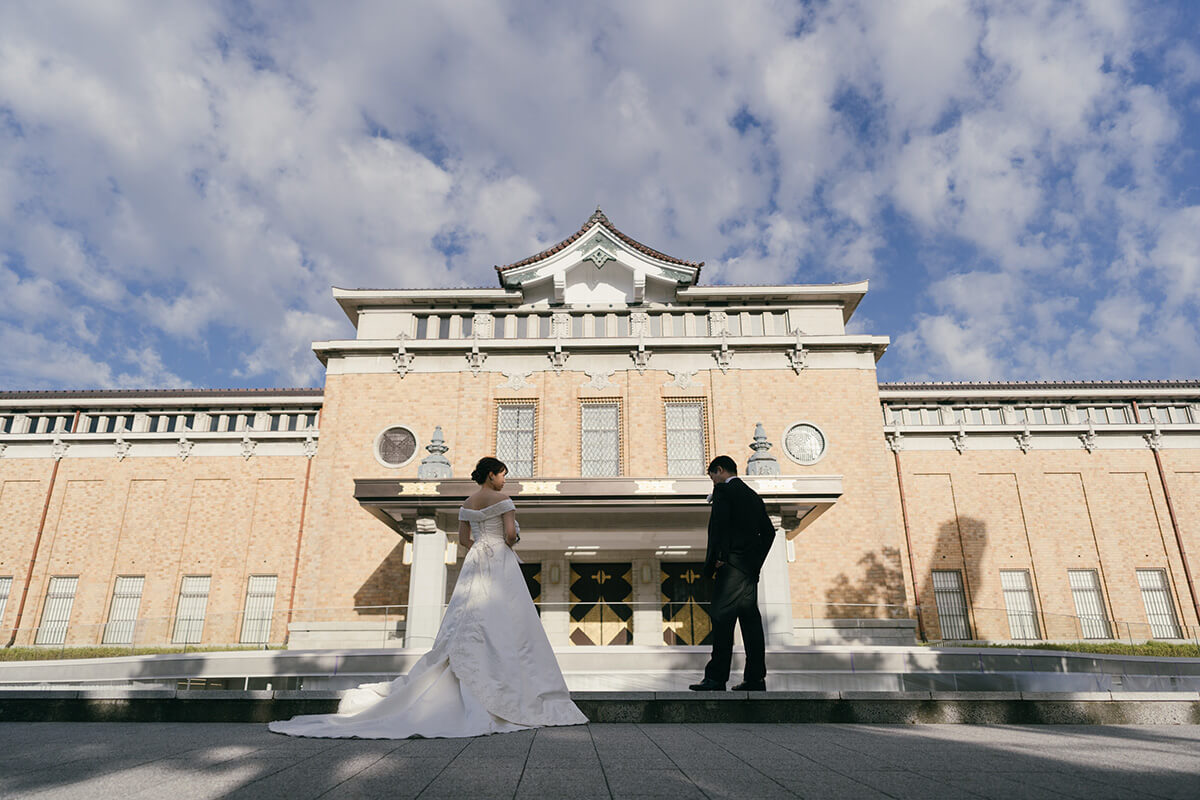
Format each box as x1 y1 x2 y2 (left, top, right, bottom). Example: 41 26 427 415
568 562 632 645
661 562 713 645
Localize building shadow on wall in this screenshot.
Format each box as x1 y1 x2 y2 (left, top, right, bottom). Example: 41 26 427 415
353 541 407 615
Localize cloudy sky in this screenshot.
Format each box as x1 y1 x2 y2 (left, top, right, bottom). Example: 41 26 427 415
1 0 1198 389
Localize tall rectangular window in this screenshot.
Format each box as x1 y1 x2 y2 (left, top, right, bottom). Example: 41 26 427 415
932 570 971 640
172 576 211 644
240 575 278 644
102 576 145 645
35 576 78 645
1000 569 1040 640
580 402 621 477
496 403 536 477
1137 569 1182 639
664 402 706 476
1068 569 1112 639
0 576 11 627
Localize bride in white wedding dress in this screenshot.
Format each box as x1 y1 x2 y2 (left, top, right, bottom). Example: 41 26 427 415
269 457 587 739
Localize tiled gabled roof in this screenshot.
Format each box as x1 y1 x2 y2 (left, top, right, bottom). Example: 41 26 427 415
494 208 704 276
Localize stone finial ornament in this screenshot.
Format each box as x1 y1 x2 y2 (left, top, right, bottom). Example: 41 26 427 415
746 422 780 476
418 426 452 479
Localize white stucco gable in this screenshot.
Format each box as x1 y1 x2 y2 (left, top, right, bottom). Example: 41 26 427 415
494 209 703 307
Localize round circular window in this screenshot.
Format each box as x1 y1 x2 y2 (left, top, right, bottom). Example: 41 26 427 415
783 422 827 465
375 425 418 468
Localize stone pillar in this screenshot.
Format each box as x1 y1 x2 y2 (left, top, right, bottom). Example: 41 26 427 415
632 556 662 646
404 516 448 649
757 514 795 646
540 557 571 647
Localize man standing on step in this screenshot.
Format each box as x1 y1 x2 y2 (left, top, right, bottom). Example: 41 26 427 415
690 455 777 692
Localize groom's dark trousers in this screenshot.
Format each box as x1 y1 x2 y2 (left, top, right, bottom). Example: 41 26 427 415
702 477 776 686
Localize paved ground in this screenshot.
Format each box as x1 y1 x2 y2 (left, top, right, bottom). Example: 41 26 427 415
1 722 1197 799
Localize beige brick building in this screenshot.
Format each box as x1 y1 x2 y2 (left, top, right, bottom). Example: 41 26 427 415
1 210 1197 652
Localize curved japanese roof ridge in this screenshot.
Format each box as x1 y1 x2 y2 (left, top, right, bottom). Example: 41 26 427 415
879 380 1200 390
494 208 704 275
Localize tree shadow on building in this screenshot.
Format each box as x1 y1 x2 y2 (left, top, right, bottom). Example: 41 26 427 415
917 515 988 642
823 547 906 620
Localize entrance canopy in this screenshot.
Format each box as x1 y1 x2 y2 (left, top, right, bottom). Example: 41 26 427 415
354 476 842 548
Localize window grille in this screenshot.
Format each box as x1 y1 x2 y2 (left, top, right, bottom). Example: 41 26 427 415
240 575 277 644
1146 405 1194 424
172 576 211 644
932 570 971 640
1137 569 1182 639
496 403 536 478
581 403 621 477
1084 405 1130 424
664 402 706 476
35 576 78 645
1068 569 1112 638
0 414 14 433
0 576 11 626
27 415 72 434
1000 570 1040 640
102 576 145 645
85 414 134 434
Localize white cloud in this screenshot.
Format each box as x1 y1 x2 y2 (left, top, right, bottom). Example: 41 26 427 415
0 0 1196 388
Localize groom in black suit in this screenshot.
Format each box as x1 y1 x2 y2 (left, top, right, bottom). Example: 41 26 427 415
690 455 776 692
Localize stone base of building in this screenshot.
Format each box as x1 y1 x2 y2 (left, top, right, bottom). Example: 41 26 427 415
791 618 918 645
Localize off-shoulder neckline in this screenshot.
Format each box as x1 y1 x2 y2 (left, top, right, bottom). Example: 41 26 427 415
459 498 514 514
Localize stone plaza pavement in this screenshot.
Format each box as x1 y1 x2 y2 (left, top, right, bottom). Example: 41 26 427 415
1 722 1198 799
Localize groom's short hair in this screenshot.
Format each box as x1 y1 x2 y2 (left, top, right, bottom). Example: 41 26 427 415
707 455 738 475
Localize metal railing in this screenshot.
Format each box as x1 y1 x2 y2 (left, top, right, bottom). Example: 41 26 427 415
3 599 1197 654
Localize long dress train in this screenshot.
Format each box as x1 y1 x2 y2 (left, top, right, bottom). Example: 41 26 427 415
269 498 587 738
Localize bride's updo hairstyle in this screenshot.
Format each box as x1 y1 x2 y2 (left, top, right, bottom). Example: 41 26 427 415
471 457 508 485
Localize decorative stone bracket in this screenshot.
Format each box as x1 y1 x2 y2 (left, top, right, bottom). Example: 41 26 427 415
240 435 256 461
713 330 734 373
950 424 968 454
1079 422 1097 453
1144 423 1164 452
630 336 651 373
114 437 131 461
465 340 487 376
1015 425 1033 454
393 335 414 377
787 330 808 374
177 436 194 461
885 430 903 453
548 341 569 374
303 434 318 459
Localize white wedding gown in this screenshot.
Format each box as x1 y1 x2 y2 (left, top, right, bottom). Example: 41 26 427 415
269 499 587 738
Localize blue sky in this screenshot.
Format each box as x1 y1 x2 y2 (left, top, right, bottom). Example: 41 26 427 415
1 0 1199 389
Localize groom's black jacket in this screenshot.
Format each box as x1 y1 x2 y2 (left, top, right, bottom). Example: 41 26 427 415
703 477 776 580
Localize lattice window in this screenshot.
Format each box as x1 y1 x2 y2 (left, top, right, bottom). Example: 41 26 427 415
1137 569 1182 639
664 402 707 477
35 576 78 645
580 402 621 477
1000 569 1040 640
496 403 536 478
0 576 11 628
932 570 971 640
240 575 277 644
102 576 145 645
172 576 211 644
1068 569 1112 639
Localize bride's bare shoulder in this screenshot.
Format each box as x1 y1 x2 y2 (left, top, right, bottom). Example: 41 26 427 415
463 490 510 510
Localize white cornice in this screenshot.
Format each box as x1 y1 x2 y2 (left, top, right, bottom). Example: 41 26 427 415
312 334 891 366
332 287 523 325
676 282 869 322
879 387 1200 401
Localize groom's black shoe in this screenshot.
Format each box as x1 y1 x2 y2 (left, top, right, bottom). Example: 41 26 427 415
688 679 726 692
731 680 766 691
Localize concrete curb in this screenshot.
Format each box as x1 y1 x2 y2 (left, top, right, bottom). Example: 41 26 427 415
2 689 1198 725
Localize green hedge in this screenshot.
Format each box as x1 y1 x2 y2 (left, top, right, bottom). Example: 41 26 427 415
0 645 280 662
955 641 1200 658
